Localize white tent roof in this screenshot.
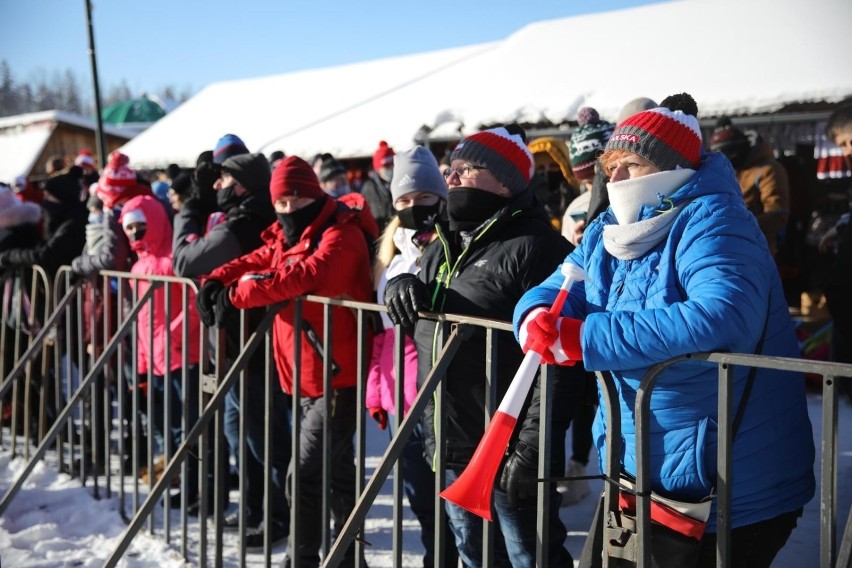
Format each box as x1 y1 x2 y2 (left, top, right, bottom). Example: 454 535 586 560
120 0 852 168
0 110 132 184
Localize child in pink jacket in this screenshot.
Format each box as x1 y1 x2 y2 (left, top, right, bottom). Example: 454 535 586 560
121 195 206 509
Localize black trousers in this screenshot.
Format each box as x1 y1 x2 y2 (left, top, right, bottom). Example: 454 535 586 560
580 495 802 568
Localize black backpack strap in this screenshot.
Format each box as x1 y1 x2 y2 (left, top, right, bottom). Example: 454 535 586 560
731 293 772 439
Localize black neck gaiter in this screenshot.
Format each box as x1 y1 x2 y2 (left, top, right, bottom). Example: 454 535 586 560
277 198 326 247
447 188 509 232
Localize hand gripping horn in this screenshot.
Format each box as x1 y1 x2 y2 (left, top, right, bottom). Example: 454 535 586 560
439 263 586 520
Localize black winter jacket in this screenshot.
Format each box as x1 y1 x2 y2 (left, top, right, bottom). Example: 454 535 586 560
172 191 276 372
413 189 571 470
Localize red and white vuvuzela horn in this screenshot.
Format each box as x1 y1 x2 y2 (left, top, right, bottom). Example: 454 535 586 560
440 263 587 521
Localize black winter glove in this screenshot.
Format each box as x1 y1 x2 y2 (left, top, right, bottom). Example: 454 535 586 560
215 285 236 327
383 273 427 329
499 440 539 508
196 279 224 327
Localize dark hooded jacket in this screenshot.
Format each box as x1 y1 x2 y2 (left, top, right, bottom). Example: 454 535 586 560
172 152 276 371
0 169 86 276
412 188 571 469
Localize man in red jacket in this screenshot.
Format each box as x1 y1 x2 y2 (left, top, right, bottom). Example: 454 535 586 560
199 156 373 567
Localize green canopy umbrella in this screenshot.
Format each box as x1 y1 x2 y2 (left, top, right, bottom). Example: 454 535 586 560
101 94 166 126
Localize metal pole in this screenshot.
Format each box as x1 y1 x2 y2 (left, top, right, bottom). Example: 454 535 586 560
84 0 107 167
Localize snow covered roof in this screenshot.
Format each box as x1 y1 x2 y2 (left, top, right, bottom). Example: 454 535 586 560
120 0 852 168
0 110 133 183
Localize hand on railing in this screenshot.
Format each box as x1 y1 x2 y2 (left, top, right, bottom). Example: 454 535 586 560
520 309 583 366
196 279 224 327
384 273 426 329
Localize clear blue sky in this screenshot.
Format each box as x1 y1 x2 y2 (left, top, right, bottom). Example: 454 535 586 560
2 0 664 101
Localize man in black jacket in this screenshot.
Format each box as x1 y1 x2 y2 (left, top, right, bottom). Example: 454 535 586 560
174 151 290 548
384 125 573 566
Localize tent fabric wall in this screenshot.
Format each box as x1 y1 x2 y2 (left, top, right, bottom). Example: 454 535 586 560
120 0 852 168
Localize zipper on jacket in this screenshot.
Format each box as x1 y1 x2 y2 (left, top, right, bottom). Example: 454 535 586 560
616 260 634 297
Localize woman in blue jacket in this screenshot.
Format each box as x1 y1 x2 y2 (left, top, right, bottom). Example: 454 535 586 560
513 93 814 566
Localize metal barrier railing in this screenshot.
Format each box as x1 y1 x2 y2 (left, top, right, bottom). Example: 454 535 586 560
599 352 852 568
2 264 851 567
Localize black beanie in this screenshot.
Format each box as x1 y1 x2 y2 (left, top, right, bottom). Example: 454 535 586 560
709 116 750 168
221 153 271 194
170 172 193 198
319 156 347 182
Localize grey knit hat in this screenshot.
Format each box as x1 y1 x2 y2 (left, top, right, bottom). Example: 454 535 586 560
390 146 448 203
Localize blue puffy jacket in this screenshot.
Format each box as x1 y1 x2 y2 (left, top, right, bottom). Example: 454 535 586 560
513 152 814 531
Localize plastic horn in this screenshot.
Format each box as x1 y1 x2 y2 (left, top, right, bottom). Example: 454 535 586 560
440 263 587 521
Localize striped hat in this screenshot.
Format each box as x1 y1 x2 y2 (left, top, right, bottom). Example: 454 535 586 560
450 125 534 194
604 93 702 171
213 133 249 165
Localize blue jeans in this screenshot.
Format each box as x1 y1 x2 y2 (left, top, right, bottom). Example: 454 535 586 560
397 422 459 567
224 371 291 530
444 469 572 568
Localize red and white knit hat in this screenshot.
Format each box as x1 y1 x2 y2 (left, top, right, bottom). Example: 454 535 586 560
96 151 137 208
450 125 535 194
605 93 702 171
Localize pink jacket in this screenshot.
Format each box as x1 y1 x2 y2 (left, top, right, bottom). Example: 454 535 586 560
366 329 418 415
366 226 425 415
121 196 200 376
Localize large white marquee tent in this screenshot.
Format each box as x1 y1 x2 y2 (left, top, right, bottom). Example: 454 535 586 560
120 0 852 168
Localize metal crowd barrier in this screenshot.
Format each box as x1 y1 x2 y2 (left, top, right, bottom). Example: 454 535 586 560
2 264 851 567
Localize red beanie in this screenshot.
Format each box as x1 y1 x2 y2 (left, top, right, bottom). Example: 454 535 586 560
372 140 395 171
270 156 326 202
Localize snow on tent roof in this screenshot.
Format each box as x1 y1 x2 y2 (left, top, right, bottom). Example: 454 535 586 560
0 110 130 184
120 0 852 168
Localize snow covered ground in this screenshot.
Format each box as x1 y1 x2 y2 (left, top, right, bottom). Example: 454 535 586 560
0 390 849 567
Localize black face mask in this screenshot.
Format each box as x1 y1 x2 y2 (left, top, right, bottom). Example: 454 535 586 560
277 198 326 247
129 228 147 243
397 202 443 231
546 171 565 192
216 183 244 212
447 188 509 232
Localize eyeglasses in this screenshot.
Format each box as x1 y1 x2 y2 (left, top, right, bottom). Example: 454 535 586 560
442 164 487 180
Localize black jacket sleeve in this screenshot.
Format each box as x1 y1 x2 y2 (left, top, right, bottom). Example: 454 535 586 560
4 216 86 275
172 207 243 278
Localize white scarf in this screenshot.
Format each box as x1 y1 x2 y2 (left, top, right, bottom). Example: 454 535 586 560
603 169 695 260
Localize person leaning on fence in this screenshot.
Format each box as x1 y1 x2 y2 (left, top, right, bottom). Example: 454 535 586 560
201 156 373 568
383 125 574 567
514 93 815 567
173 151 291 547
119 195 206 511
70 151 154 281
0 160 87 277
368 145 459 567
820 103 852 400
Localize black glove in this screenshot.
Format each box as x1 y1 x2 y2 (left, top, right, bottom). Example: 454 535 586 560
68 270 88 287
499 440 539 508
383 273 426 329
192 161 220 215
215 285 236 327
196 279 224 327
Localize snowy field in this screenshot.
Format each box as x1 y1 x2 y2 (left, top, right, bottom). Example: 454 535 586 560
0 391 849 567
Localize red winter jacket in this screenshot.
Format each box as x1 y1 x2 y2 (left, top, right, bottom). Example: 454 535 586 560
208 197 373 397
